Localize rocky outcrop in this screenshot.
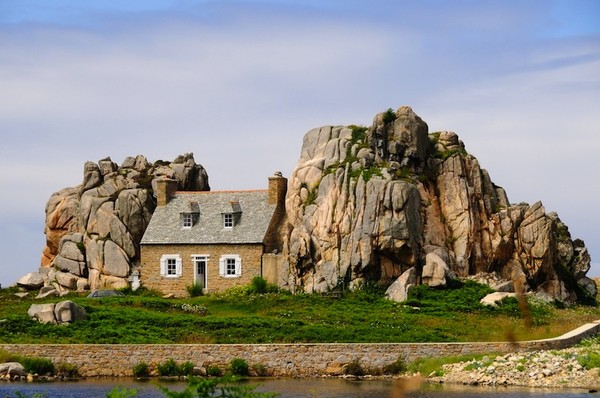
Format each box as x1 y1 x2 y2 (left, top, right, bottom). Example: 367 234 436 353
282 106 592 304
27 300 87 325
38 153 209 292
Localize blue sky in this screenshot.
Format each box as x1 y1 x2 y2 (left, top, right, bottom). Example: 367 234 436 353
1 0 599 287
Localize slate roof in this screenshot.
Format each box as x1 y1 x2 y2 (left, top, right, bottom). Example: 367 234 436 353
140 190 276 245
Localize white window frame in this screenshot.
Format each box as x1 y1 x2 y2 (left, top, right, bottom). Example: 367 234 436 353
160 254 182 278
223 213 233 228
182 213 193 229
219 254 241 278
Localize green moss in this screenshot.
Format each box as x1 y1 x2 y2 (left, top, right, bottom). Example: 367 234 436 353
435 148 468 161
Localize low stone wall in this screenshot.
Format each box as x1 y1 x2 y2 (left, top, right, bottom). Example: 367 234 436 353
1 320 598 378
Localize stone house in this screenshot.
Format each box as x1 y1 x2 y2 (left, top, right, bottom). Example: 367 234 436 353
139 173 287 296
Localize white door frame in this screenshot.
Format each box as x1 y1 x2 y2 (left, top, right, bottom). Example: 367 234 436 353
192 255 209 291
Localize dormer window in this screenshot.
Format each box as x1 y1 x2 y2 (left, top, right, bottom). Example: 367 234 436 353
223 213 233 228
182 213 193 229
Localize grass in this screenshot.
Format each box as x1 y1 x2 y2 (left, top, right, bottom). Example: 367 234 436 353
407 353 498 377
0 283 598 345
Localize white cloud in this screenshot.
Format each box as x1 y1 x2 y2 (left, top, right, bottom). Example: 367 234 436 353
1 1 599 285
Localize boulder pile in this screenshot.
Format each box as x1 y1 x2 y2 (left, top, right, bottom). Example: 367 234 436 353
19 153 209 294
431 345 600 389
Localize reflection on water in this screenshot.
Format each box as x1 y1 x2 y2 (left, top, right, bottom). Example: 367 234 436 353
0 378 595 398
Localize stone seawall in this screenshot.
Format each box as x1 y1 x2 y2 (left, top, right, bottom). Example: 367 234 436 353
1 320 598 378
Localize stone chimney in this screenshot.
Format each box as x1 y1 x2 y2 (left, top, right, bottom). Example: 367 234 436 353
268 171 287 206
155 178 178 207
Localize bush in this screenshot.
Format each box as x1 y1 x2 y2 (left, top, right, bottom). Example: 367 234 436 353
186 283 204 297
344 358 365 376
382 357 407 374
249 277 268 294
207 365 222 377
229 358 249 376
132 361 150 378
0 349 20 363
157 359 180 377
179 361 195 376
383 108 397 124
55 362 79 379
21 356 55 375
247 277 278 294
578 351 600 370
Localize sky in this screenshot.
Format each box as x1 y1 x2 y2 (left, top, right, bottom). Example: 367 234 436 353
0 0 599 287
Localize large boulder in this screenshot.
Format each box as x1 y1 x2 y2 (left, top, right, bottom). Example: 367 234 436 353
27 303 57 324
480 292 518 307
385 267 417 302
54 300 87 324
16 272 45 290
0 362 26 378
28 301 87 325
422 253 449 287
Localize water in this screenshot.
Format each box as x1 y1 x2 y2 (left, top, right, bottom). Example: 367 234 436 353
0 378 595 397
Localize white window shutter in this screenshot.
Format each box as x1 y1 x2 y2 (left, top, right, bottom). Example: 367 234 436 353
235 256 242 276
219 257 225 276
176 256 182 276
160 257 166 276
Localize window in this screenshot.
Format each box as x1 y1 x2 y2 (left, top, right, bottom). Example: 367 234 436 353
160 254 182 278
226 258 236 275
219 254 241 278
223 213 233 228
182 213 193 228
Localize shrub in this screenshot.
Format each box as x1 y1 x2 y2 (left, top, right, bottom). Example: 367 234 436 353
578 351 600 370
132 361 150 378
186 283 204 297
21 356 55 375
157 359 180 377
229 358 249 376
344 358 365 376
207 365 222 377
179 361 195 376
56 362 79 378
383 357 407 374
249 277 268 294
383 108 397 124
0 349 20 363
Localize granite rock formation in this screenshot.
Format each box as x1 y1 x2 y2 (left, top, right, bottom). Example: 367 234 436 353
38 153 209 291
281 106 593 304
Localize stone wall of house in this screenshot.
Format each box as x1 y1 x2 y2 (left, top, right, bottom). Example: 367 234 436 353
262 253 285 286
140 243 264 296
1 319 598 377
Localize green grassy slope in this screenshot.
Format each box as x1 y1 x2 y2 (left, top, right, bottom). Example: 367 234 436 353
0 281 598 344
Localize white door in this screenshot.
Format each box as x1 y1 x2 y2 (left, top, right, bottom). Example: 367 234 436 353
194 257 207 289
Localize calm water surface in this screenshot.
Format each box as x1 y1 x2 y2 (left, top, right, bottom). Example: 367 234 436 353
0 378 595 397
